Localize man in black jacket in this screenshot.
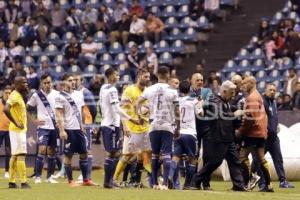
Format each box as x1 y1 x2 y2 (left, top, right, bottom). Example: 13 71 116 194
193 80 248 191
252 83 294 189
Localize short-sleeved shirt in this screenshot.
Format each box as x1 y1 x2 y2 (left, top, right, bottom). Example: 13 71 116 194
141 83 179 133
122 85 149 134
99 84 120 127
6 90 27 133
27 89 59 130
55 90 84 130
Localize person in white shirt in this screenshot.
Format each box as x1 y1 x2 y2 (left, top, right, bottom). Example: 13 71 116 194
27 73 59 184
168 80 204 190
129 14 146 45
55 73 96 186
145 47 158 74
0 39 8 73
99 67 139 188
136 66 180 190
80 35 98 65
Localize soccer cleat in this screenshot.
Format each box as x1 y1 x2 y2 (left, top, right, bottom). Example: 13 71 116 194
167 178 174 189
4 172 9 179
82 180 98 186
232 186 251 192
21 182 31 189
248 173 261 190
68 181 79 187
153 185 160 190
52 172 65 179
279 181 295 188
47 177 58 184
259 185 274 192
203 186 213 191
77 174 83 181
182 186 200 190
35 177 42 184
8 182 18 189
159 185 169 190
28 173 36 179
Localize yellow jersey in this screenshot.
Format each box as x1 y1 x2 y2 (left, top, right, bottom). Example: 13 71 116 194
6 90 27 133
121 85 149 134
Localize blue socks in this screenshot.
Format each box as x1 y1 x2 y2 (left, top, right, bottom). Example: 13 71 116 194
169 160 178 180
64 164 73 182
47 156 56 179
87 155 93 179
162 155 171 186
104 158 114 185
185 164 196 187
36 154 44 178
151 155 160 185
79 159 89 181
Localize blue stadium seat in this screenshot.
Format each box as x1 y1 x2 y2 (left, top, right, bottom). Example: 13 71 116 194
99 53 113 65
23 56 36 67
114 53 127 66
145 0 161 7
235 48 250 61
54 65 65 78
225 71 237 80
270 12 284 25
96 43 107 55
280 57 293 70
28 45 42 58
155 40 170 54
100 64 112 73
84 64 98 77
183 27 198 42
244 71 253 77
48 32 63 45
120 74 133 84
103 0 115 7
162 6 176 18
68 64 82 73
118 63 127 76
73 0 85 9
162 0 177 7
109 42 123 55
196 16 210 31
164 17 179 30
295 57 300 69
52 55 65 66
150 6 162 17
256 70 267 82
288 11 300 22
175 0 190 6
37 55 50 66
159 52 173 65
220 0 235 6
250 48 265 60
178 17 192 30
177 5 189 18
170 40 185 54
139 40 153 54
62 32 74 44
222 60 238 73
267 70 281 82
59 0 71 9
89 0 101 8
44 44 59 59
237 59 251 73
251 59 265 73
125 41 137 54
94 31 107 43
257 81 266 93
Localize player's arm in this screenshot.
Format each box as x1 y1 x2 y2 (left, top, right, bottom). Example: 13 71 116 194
136 96 147 117
195 99 205 117
112 103 140 125
174 102 180 139
4 103 23 129
27 94 45 126
55 95 67 140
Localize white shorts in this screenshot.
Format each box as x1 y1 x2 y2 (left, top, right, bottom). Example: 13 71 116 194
9 131 27 155
122 132 151 154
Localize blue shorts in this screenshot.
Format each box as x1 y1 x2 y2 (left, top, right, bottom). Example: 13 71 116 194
101 126 120 153
174 134 198 158
149 130 173 155
37 129 58 147
85 126 93 151
0 131 10 148
64 130 88 156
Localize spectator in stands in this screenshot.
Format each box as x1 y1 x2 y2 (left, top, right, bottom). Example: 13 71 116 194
95 18 108 34
0 39 8 73
8 40 23 61
0 18 9 42
291 0 300 15
211 78 221 95
37 60 54 79
80 35 98 66
66 6 82 35
0 1 6 20
20 0 35 18
190 0 204 20
81 3 98 25
265 31 285 60
32 2 51 27
65 36 81 66
279 94 293 111
98 4 114 30
126 44 144 81
292 82 300 110
50 3 67 38
89 74 105 98
27 66 39 90
4 0 19 23
129 0 144 18
8 19 18 41
145 12 164 44
204 0 226 22
195 63 205 74
129 14 146 45
25 17 41 47
206 70 221 88
144 47 158 74
284 68 300 97
8 60 27 83
113 0 128 23
282 29 300 60
258 18 270 43
109 13 131 45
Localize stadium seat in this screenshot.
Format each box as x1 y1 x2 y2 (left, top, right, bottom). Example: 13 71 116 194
235 48 250 61
37 55 50 66
145 0 160 7
103 0 115 7
164 17 179 30
280 57 293 70
150 6 162 17
120 74 132 83
84 64 98 77
271 12 284 25
162 6 176 18
177 5 189 18
159 52 173 65
94 31 108 43
44 44 59 59
100 64 112 73
139 40 153 54
167 28 183 41
96 43 107 55
267 70 281 82
68 65 82 73
196 16 210 31
73 0 85 9
99 53 113 65
89 0 101 8
170 40 185 54
256 70 267 82
109 42 123 55
48 32 63 45
220 0 235 6
225 71 237 80
23 56 36 67
178 17 192 30
154 40 170 54
62 32 74 44
237 59 251 73
114 53 127 66
161 0 177 7
251 59 265 73
257 81 266 92
59 0 71 9
28 44 42 58
54 65 65 78
125 41 137 54
244 71 252 77
175 0 190 6
183 28 198 42
250 48 265 60
222 60 238 73
52 55 65 66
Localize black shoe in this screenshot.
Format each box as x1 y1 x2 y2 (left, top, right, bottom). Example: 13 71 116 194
182 186 200 190
203 186 213 191
232 186 250 192
168 178 174 189
103 183 120 189
21 182 31 189
259 185 274 192
28 173 36 178
8 182 18 189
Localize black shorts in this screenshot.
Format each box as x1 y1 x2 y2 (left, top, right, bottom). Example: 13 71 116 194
64 130 88 156
241 137 265 148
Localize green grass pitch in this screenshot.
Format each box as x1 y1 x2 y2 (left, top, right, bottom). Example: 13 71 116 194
0 169 300 200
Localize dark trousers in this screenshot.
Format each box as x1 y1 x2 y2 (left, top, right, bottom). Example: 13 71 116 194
194 141 244 188
252 135 286 184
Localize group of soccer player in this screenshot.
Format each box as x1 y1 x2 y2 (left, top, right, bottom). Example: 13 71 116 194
0 65 294 191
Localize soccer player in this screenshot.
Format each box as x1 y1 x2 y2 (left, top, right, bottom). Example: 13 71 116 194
113 69 152 187
99 67 140 188
27 73 59 184
0 85 12 179
136 66 180 190
74 75 97 182
55 73 95 186
4 76 31 189
169 80 204 190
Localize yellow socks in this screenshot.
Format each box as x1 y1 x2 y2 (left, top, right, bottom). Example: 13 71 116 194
9 156 17 183
113 158 127 181
16 155 27 183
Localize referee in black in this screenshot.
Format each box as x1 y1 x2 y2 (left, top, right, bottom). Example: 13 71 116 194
193 80 248 191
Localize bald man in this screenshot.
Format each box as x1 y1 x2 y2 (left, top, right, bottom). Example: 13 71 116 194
238 76 274 192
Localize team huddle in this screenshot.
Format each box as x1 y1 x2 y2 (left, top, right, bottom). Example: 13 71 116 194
0 66 295 191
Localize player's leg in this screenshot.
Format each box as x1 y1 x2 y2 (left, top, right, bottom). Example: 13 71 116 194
142 132 152 174
239 145 252 186
35 129 49 183
183 135 198 189
4 131 11 178
149 131 162 188
8 131 17 188
160 131 173 189
168 136 182 189
46 130 58 182
63 130 74 185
